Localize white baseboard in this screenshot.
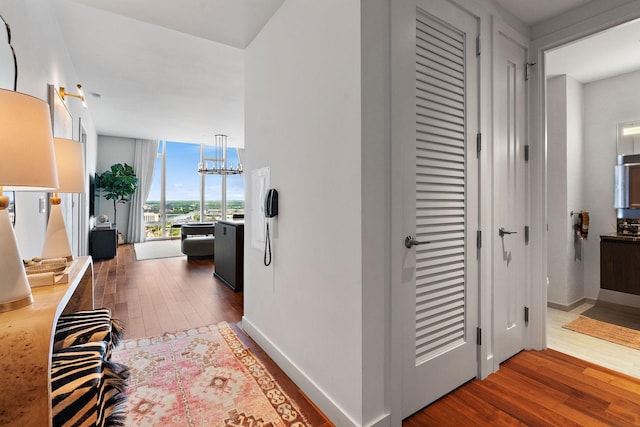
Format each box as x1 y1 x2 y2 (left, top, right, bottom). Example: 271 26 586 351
242 316 361 427
547 297 597 312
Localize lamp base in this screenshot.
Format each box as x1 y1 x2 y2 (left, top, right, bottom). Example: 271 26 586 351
0 293 33 313
0 208 33 312
42 203 73 260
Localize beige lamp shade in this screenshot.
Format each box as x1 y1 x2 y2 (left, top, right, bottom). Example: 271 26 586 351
53 137 86 193
0 89 58 191
0 89 58 312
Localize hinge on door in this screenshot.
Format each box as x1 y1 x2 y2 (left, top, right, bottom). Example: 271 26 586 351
476 133 481 157
476 37 480 56
524 225 530 244
476 230 482 250
525 62 537 81
524 307 530 326
476 327 482 345
524 145 530 162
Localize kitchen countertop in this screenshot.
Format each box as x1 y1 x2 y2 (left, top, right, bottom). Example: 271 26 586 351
601 233 640 242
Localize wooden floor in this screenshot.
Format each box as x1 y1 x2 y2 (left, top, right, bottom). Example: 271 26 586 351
93 243 332 427
95 244 640 427
405 349 640 426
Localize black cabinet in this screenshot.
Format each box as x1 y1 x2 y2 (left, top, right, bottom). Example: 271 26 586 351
600 235 640 295
214 221 244 291
90 227 117 259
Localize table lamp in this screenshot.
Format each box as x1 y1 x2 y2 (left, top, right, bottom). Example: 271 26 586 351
0 88 59 312
42 137 86 260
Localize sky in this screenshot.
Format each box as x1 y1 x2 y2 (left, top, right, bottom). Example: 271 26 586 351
147 141 245 202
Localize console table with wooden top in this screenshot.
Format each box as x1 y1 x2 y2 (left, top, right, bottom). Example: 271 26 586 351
0 256 94 427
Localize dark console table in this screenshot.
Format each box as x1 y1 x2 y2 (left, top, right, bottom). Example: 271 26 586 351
90 226 117 259
214 220 244 291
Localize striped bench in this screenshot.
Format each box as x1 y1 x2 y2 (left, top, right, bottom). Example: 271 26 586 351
51 342 128 427
51 309 129 427
54 308 124 359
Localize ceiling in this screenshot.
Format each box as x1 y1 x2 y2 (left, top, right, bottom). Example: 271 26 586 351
50 0 640 147
493 0 591 26
52 0 286 147
546 17 640 83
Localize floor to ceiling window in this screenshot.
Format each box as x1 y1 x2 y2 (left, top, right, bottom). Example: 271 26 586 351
144 140 244 239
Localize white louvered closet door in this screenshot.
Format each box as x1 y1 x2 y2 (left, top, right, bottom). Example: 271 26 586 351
399 0 479 417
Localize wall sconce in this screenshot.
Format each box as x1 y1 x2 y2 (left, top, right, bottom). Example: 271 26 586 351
59 84 87 108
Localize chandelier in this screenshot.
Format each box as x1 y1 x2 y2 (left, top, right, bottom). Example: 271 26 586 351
198 134 243 175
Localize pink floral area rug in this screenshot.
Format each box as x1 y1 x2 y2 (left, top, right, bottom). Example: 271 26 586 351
112 322 311 427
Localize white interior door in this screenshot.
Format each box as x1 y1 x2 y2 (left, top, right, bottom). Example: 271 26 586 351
493 29 529 363
394 0 479 418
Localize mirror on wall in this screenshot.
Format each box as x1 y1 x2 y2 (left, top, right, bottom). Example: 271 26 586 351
0 15 16 225
0 14 16 91
617 120 640 157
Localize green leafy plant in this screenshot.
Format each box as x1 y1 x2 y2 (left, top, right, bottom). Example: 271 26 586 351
96 163 138 225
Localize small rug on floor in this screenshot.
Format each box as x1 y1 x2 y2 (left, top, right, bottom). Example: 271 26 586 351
134 239 185 260
563 316 640 350
112 322 311 427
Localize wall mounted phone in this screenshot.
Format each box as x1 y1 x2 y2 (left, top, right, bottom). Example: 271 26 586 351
264 188 278 266
264 188 278 218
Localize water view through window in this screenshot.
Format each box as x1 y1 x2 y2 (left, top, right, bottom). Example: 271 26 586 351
144 141 244 238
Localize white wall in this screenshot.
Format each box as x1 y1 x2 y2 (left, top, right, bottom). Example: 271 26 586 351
547 76 569 304
565 76 585 304
546 75 585 307
0 0 99 258
583 69 640 307
243 0 382 425
360 0 390 424
96 135 136 238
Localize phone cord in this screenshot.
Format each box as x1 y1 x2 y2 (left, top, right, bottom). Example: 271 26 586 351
264 221 272 266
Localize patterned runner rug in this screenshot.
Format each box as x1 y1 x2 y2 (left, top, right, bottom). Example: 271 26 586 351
112 322 310 426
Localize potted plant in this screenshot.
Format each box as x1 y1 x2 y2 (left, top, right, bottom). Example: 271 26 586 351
96 163 138 226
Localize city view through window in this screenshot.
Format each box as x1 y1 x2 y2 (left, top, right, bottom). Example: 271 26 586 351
143 141 244 238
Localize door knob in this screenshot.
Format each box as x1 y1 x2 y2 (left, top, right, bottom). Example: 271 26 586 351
405 235 430 248
498 227 517 237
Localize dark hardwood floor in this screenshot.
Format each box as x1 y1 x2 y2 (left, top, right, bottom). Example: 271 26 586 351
94 244 640 427
404 349 640 426
93 243 332 427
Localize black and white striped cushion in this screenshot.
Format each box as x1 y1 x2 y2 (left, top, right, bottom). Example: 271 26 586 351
51 342 129 427
54 308 124 356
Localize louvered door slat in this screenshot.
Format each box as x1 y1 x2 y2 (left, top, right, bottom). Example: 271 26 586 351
417 132 465 150
416 62 464 94
416 80 463 108
416 259 464 277
416 18 464 52
414 12 467 363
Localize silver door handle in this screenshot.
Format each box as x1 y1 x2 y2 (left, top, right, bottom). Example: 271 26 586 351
405 235 430 248
498 227 518 237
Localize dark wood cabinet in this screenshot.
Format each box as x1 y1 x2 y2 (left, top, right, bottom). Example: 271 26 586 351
214 221 244 291
600 235 640 295
90 227 117 259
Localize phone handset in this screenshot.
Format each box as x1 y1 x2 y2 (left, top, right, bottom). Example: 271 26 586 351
264 189 278 218
264 189 278 266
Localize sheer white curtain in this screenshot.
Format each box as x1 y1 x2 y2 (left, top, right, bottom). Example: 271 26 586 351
127 139 159 243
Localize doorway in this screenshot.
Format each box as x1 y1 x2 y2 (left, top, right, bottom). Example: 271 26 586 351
543 17 640 373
